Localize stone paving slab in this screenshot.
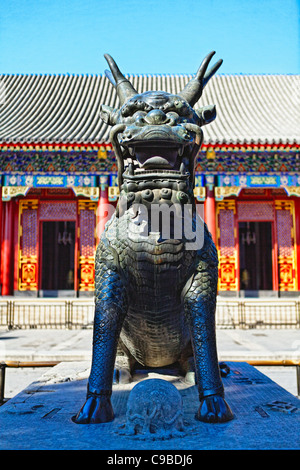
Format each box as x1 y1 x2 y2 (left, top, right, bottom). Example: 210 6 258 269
1 328 299 362
0 361 299 450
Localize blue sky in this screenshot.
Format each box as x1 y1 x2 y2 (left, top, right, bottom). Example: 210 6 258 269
0 0 299 75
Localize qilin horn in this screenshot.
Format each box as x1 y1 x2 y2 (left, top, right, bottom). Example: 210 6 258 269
179 51 223 107
104 54 138 106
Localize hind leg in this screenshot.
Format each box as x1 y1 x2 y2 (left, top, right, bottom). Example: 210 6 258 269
73 243 128 424
114 340 136 384
183 255 233 423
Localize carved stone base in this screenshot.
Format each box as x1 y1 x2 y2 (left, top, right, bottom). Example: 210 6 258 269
0 362 299 450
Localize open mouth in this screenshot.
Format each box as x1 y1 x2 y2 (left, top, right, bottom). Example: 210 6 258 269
109 122 201 187
128 145 185 170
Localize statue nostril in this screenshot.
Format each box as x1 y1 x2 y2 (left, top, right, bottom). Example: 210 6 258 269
123 131 132 139
166 115 177 126
145 109 167 124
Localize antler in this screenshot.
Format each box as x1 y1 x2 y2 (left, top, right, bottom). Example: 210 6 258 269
104 54 138 106
179 51 223 107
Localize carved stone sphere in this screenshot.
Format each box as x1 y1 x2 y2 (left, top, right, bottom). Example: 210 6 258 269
121 378 185 440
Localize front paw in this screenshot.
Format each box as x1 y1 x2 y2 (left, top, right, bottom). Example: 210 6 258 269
196 395 234 423
72 395 114 424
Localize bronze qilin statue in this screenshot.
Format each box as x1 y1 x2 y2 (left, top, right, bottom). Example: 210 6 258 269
73 52 234 424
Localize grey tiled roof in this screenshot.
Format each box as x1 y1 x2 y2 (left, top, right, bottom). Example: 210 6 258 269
0 73 299 145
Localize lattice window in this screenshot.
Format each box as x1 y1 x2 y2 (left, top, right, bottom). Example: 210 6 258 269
271 188 287 196
18 200 39 291
80 209 96 256
241 189 266 196
237 201 274 221
78 201 97 291
217 201 238 291
275 201 297 291
219 209 235 257
39 202 76 220
276 209 293 257
46 188 73 196
22 209 38 257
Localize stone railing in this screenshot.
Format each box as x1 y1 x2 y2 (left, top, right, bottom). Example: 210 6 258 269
0 297 299 329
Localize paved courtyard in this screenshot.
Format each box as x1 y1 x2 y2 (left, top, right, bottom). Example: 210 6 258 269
0 327 299 399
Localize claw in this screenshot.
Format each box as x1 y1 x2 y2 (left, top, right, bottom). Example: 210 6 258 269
196 395 234 423
219 361 231 377
72 395 114 424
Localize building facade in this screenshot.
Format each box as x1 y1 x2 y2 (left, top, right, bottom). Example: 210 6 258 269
0 73 299 297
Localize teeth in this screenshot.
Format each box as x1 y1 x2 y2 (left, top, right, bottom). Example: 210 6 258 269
128 163 134 175
129 147 135 156
180 162 186 174
178 146 184 157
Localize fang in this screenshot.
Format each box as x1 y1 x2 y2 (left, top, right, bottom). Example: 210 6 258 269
128 163 134 175
180 162 186 174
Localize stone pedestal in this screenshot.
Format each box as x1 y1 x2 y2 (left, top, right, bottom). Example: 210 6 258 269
0 361 299 450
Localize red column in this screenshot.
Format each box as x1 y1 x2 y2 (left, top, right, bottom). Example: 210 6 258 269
204 185 216 245
0 191 2 281
1 200 14 296
13 200 19 293
294 198 300 291
96 176 109 243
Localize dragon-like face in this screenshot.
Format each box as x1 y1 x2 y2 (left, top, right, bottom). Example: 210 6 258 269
104 90 203 173
100 53 222 189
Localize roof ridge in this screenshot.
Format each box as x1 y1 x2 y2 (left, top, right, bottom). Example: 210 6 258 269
1 72 299 78
0 73 299 145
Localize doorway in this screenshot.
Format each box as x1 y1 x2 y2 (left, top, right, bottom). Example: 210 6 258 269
40 221 75 295
239 221 273 293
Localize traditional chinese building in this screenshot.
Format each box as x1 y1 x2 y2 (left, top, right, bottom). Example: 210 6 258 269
0 72 299 297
